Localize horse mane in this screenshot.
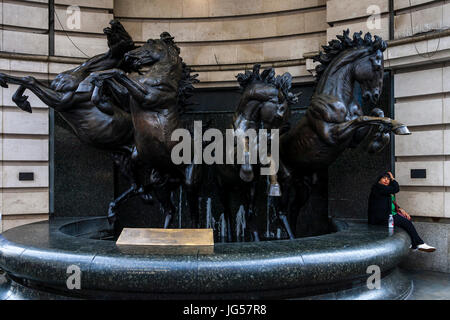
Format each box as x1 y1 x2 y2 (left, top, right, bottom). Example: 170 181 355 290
160 32 181 55
178 62 199 108
236 64 298 104
313 29 387 81
152 32 199 109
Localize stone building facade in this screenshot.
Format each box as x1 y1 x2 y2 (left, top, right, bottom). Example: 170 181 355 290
0 0 449 272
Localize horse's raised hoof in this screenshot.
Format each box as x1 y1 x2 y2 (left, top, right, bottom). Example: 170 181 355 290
393 125 411 135
0 74 8 88
107 203 117 224
269 183 282 197
139 193 154 204
107 215 117 226
107 212 117 226
13 96 32 113
240 165 254 182
137 185 154 204
163 214 172 229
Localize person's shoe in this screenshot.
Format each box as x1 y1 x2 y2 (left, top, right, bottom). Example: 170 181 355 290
417 243 436 253
409 245 418 251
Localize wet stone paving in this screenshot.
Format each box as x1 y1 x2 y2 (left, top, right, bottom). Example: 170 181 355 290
405 269 450 300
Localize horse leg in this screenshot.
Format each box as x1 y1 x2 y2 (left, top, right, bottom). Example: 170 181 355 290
274 163 296 239
0 73 90 112
246 182 260 242
0 74 65 111
365 108 391 153
367 130 391 153
288 178 312 238
111 152 135 185
218 186 234 242
279 199 295 240
153 183 176 229
271 192 294 240
336 115 410 145
109 152 154 223
239 137 255 183
12 86 32 113
214 169 234 242
184 164 202 229
89 69 150 104
268 159 282 197
104 78 131 112
349 108 388 149
107 185 138 224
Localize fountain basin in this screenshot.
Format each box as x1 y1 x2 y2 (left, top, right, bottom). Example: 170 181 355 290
0 217 412 299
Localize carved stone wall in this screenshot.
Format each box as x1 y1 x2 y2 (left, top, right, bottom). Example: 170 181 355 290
0 0 50 232
114 0 328 87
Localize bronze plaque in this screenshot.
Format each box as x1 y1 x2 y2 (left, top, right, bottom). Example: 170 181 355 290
116 228 214 249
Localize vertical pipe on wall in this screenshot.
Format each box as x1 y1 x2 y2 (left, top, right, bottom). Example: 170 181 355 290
49 0 55 215
49 0 55 56
389 71 396 174
389 0 394 41
49 110 55 215
389 0 396 173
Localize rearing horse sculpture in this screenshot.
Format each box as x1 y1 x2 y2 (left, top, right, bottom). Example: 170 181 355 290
215 64 299 242
0 20 155 222
0 20 135 148
88 33 201 229
279 30 411 235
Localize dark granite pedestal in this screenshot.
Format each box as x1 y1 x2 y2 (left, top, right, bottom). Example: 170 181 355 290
0 217 412 300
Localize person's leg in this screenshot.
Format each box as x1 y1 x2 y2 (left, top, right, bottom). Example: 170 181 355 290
393 214 424 248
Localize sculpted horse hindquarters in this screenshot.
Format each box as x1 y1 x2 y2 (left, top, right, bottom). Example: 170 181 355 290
279 30 411 235
89 33 201 229
215 65 299 242
0 20 136 154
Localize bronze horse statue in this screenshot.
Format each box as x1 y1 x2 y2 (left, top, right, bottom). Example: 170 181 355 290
0 20 135 148
215 65 299 242
0 20 155 222
88 33 201 229
279 30 411 235
0 23 411 242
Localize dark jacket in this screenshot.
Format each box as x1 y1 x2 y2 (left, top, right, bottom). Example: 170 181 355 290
368 180 400 225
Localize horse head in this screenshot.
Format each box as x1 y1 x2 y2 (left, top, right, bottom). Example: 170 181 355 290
236 65 298 129
123 33 198 110
314 30 387 106
352 35 387 104
124 32 181 71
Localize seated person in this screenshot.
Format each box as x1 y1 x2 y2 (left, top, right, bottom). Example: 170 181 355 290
368 171 436 252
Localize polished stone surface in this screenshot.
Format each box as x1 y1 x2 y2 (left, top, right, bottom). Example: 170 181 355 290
54 113 115 218
406 270 450 300
0 217 412 299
